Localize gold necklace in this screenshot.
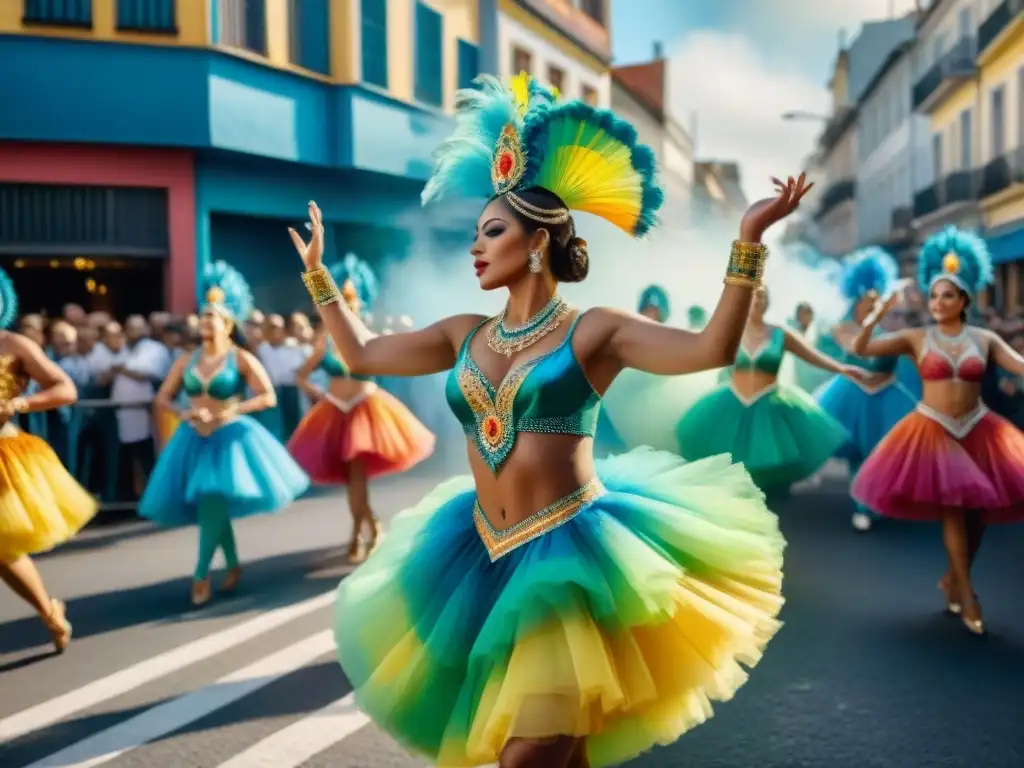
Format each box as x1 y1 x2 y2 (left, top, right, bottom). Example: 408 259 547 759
486 295 574 357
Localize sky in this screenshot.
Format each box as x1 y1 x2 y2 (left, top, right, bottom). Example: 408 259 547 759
611 0 924 203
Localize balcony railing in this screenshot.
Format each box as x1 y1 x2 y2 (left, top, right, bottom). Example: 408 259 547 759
980 147 1024 198
814 178 855 221
979 0 1023 55
116 0 176 33
912 36 976 110
913 170 980 218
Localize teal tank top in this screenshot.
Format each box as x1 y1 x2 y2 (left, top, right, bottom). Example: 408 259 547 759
734 326 785 375
841 326 899 374
445 313 600 474
320 344 374 382
182 348 246 401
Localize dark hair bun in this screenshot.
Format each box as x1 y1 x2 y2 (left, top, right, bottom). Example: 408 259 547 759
551 236 589 283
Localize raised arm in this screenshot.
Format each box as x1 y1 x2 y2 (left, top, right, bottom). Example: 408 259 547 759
288 203 483 377
782 327 847 375
851 293 915 358
607 174 814 375
4 333 77 414
986 330 1024 376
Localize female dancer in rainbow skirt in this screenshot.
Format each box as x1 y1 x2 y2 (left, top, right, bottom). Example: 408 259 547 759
851 227 1024 636
287 75 812 767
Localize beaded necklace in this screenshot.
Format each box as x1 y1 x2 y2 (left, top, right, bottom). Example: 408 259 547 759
486 294 574 357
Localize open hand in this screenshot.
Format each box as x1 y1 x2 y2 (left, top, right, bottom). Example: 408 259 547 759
841 365 874 384
863 292 900 327
740 173 814 242
287 202 325 271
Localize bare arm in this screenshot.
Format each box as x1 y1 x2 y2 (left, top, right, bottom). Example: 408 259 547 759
986 330 1024 376
8 334 77 411
783 327 846 374
295 335 327 399
154 355 188 416
235 349 277 414
851 325 915 358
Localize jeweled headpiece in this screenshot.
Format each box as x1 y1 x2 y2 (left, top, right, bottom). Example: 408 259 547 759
328 253 378 310
918 226 992 297
0 265 18 331
201 260 254 323
638 284 670 322
421 73 664 239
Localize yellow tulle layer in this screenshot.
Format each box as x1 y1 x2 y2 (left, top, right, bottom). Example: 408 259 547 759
0 426 98 563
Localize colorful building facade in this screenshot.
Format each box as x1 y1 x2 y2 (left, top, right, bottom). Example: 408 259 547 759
0 0 486 315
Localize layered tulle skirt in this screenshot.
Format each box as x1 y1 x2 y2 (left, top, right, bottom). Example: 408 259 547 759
0 424 98 563
287 387 435 485
676 382 848 490
814 377 916 465
334 448 785 767
139 416 310 526
851 404 1024 523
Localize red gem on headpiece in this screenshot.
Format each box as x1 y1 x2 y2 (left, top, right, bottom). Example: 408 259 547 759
498 152 514 178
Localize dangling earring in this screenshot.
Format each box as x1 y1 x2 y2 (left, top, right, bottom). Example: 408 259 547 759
528 250 543 273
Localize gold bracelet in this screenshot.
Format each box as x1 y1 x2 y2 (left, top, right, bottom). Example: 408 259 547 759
10 396 29 414
723 274 762 289
302 268 342 307
725 240 768 287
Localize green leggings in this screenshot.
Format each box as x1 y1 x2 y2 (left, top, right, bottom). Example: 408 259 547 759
194 497 239 580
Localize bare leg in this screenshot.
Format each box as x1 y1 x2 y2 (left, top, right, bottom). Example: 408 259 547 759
0 555 71 652
941 508 983 634
499 736 581 768
938 510 986 613
345 459 369 563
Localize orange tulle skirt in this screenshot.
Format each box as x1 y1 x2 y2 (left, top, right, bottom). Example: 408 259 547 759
287 387 435 485
0 424 98 564
154 409 181 453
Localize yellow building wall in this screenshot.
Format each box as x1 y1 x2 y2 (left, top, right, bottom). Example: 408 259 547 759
497 0 606 73
979 23 1024 229
928 80 978 169
0 0 208 45
329 0 356 82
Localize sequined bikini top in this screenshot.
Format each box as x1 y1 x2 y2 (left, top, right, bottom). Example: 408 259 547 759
918 327 985 383
445 312 600 473
0 353 27 402
182 348 246 401
734 327 784 375
321 343 374 382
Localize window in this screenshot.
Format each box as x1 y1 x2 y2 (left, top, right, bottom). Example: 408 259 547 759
580 0 604 25
286 0 329 74
361 0 388 88
958 7 971 38
581 84 598 106
991 85 1005 156
959 109 972 169
414 1 443 107
116 0 175 31
457 39 479 90
512 46 532 75
23 0 92 26
547 65 565 95
932 132 943 177
216 0 266 55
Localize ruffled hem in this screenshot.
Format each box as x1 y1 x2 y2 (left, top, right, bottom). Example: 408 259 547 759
0 428 97 563
814 376 916 464
334 448 785 766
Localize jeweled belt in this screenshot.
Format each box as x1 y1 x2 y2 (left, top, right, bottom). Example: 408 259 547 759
916 402 988 439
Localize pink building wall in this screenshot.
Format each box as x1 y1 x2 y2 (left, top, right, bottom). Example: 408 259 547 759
0 142 196 313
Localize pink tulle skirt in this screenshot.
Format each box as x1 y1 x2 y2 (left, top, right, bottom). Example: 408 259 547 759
851 405 1024 523
286 387 435 485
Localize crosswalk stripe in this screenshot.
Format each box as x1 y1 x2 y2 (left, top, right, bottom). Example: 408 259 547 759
214 693 365 768
0 590 335 745
24 630 336 768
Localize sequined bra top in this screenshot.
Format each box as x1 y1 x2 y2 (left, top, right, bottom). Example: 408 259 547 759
0 353 27 402
733 327 784 376
182 348 246 400
320 344 374 382
918 327 985 383
445 313 600 474
843 326 900 374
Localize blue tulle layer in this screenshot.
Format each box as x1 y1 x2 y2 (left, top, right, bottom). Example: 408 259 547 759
814 377 916 465
139 416 310 526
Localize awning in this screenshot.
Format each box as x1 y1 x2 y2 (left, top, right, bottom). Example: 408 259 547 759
987 222 1024 265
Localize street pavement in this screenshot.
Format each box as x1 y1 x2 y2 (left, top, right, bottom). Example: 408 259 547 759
2 461 1023 768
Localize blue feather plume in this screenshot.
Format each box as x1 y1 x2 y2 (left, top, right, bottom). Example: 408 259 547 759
839 247 898 303
918 226 993 295
201 260 254 322
638 284 670 321
329 254 378 309
0 266 18 331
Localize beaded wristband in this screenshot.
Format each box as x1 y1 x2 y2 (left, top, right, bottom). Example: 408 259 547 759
724 240 767 287
302 267 342 307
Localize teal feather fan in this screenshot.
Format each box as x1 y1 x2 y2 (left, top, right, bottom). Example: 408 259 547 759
201 260 254 322
0 266 18 331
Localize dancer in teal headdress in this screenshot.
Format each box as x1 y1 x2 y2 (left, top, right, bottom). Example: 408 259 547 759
815 247 917 531
140 261 310 606
676 285 871 498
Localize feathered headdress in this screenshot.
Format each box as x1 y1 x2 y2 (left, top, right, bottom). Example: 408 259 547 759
687 304 707 328
0 266 18 331
328 253 378 310
638 284 670 321
200 260 254 323
839 247 898 304
421 74 664 238
918 226 992 296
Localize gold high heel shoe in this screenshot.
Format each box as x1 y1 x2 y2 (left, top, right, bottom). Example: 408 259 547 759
346 536 367 565
960 596 985 636
43 598 72 654
191 578 212 606
364 518 384 558
938 579 961 615
220 567 243 593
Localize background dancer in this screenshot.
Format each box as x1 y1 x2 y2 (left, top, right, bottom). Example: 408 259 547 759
816 248 917 532
289 254 435 563
676 284 870 499
290 74 806 767
850 227 1024 636
140 262 309 606
0 266 96 653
